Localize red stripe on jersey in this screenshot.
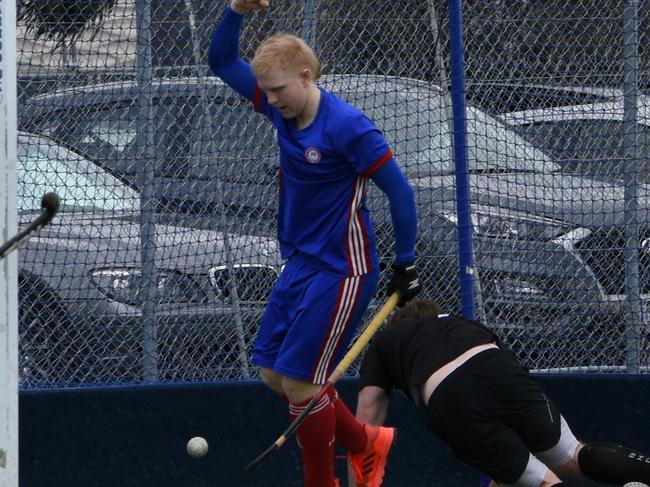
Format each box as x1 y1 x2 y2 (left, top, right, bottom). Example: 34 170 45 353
361 149 393 177
360 210 372 273
353 180 372 274
253 85 264 112
345 177 371 276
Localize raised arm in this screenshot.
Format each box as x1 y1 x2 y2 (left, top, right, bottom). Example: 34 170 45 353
207 1 266 101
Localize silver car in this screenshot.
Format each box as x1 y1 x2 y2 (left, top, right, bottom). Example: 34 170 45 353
16 131 282 387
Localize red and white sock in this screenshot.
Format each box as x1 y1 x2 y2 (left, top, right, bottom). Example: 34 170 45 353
290 394 337 487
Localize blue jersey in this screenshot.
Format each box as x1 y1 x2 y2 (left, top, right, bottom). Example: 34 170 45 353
208 7 418 274
253 87 389 276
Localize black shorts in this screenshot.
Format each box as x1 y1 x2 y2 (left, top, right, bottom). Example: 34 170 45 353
426 348 561 484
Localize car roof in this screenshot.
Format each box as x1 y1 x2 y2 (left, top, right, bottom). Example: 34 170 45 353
465 81 624 115
499 96 650 126
21 76 235 114
18 129 65 145
20 74 443 114
468 80 623 100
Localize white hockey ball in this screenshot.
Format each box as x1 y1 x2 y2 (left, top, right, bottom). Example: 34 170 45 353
186 436 209 458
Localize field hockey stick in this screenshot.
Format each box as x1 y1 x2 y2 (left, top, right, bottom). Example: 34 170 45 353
245 292 400 472
0 192 60 261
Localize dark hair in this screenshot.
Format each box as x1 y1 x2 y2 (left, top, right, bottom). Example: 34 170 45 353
388 300 443 325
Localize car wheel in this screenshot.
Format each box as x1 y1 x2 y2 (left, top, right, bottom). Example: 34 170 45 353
18 276 69 387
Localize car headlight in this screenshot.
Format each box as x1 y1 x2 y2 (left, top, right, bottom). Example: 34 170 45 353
490 276 545 297
445 206 570 240
90 268 205 305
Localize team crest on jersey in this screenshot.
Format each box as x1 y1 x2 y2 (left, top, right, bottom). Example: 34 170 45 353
305 147 321 164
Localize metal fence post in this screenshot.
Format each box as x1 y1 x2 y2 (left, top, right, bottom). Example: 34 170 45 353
136 0 158 382
622 0 643 373
448 0 475 320
302 0 317 51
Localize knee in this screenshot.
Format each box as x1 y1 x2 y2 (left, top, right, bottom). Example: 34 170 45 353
259 367 283 395
498 454 560 487
536 417 583 477
552 458 582 478
281 376 320 403
551 444 583 478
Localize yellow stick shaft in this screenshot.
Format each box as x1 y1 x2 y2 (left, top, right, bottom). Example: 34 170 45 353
330 292 399 382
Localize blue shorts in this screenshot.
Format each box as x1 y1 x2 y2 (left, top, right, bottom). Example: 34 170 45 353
252 253 379 384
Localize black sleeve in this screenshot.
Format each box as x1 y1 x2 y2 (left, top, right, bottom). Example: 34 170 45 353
358 338 394 394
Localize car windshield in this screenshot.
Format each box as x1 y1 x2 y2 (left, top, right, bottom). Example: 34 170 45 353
336 85 559 177
17 135 140 213
510 119 650 180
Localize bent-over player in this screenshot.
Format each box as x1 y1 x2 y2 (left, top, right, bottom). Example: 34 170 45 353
352 300 650 487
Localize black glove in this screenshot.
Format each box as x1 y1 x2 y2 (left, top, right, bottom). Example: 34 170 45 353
386 262 421 306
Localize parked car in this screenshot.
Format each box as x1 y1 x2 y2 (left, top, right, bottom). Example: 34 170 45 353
16 131 282 388
496 97 650 367
499 95 650 182
19 76 649 370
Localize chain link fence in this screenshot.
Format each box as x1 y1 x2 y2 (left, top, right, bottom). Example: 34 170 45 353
11 0 650 389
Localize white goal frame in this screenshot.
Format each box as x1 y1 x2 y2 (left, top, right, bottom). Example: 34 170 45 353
0 0 18 485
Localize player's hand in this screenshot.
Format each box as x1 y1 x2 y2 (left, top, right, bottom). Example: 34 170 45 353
230 0 269 15
386 262 421 306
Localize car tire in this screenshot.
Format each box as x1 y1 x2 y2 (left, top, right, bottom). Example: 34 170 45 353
18 275 71 387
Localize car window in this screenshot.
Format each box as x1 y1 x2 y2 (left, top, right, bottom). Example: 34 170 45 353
340 88 558 177
17 136 140 213
177 95 277 182
26 80 558 183
27 102 147 177
82 118 137 152
466 83 612 114
466 105 558 174
156 95 195 178
511 120 650 179
31 92 278 183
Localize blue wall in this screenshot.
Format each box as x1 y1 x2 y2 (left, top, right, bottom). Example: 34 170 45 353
19 375 650 487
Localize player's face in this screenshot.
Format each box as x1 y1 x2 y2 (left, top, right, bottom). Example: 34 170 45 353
257 66 312 120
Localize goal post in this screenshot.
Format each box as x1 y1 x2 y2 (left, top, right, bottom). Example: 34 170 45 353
0 0 19 485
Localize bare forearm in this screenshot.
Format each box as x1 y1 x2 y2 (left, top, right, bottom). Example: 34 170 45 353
350 386 390 487
356 386 389 426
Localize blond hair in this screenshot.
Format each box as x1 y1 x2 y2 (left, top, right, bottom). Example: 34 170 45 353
251 32 321 79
